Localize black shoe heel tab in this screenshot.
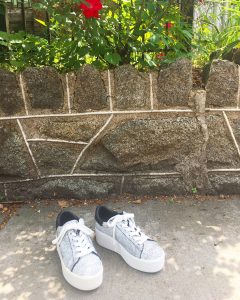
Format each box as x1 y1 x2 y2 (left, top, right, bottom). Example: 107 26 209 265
56 211 63 229
95 205 103 225
95 205 119 225
56 211 79 229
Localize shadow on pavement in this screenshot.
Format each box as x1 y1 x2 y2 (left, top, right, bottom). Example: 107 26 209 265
0 197 240 300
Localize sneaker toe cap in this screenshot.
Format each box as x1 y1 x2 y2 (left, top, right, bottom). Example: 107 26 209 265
141 240 165 260
72 253 103 277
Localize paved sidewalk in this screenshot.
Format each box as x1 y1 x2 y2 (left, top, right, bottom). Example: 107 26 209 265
0 197 240 300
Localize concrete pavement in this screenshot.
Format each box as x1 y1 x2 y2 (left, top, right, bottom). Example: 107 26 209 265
0 197 240 300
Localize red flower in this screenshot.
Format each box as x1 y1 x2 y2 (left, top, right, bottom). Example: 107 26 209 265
156 53 165 60
79 0 102 19
164 22 174 29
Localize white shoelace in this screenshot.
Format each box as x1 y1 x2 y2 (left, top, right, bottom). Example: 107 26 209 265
52 219 95 258
106 213 148 245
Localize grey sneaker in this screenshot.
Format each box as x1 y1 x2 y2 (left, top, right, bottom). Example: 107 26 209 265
52 211 103 290
95 206 165 273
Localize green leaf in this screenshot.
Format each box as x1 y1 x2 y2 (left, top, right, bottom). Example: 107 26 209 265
104 52 121 65
144 53 157 67
222 39 240 56
182 30 192 40
10 60 24 68
0 41 7 46
150 34 161 44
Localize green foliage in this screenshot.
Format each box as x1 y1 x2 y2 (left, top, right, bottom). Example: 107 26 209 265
193 0 240 66
191 187 197 194
0 0 192 72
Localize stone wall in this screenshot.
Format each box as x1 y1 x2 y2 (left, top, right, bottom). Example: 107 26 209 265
1 59 240 200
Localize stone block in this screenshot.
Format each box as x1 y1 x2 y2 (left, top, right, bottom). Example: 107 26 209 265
101 113 212 192
21 67 64 112
77 142 178 173
0 69 25 116
113 65 150 110
29 142 84 175
190 90 206 114
209 174 240 194
5 177 121 200
157 58 192 107
73 65 108 112
0 120 36 179
76 143 124 172
227 113 240 148
206 114 240 168
206 60 239 107
123 176 186 195
21 115 109 142
102 115 203 168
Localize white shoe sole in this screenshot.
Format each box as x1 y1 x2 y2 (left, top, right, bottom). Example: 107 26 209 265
57 247 103 291
96 228 165 273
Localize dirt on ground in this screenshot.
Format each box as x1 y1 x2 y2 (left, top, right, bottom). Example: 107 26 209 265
0 193 236 231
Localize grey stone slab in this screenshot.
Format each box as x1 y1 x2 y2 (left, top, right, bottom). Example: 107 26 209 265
29 142 84 175
0 69 25 116
228 113 240 149
123 176 186 195
5 177 121 200
77 143 178 173
209 174 240 194
76 143 125 173
0 120 36 179
206 60 239 107
101 113 210 192
206 114 240 168
113 65 150 110
73 65 108 112
21 67 65 113
157 58 192 107
1 198 240 299
101 115 203 169
21 115 109 142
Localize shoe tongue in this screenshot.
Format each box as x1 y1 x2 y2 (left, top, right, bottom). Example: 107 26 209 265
64 219 79 226
108 213 133 226
57 219 78 235
108 214 120 222
63 219 81 235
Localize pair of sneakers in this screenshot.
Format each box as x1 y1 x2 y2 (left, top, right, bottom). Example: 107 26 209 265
52 205 165 291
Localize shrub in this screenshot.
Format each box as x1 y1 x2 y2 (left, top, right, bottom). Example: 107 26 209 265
0 0 192 71
193 0 240 66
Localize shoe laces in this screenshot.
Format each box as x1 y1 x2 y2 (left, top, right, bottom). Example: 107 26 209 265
106 213 148 245
52 219 95 258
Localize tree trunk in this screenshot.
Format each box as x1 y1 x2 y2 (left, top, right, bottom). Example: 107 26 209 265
180 0 195 26
20 0 26 32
